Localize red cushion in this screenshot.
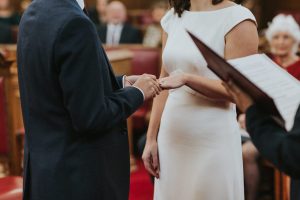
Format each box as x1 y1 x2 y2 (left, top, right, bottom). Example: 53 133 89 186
0 78 8 154
130 48 161 77
105 47 161 77
132 108 148 130
0 176 23 200
133 108 148 118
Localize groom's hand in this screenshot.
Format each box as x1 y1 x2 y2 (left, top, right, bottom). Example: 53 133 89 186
124 75 140 87
133 74 162 100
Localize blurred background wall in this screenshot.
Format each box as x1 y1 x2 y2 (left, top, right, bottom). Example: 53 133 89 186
83 0 300 29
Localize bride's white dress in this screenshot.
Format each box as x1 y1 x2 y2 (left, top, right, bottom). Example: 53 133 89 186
154 5 256 200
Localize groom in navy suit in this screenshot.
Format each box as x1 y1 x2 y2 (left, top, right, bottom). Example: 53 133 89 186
17 0 161 199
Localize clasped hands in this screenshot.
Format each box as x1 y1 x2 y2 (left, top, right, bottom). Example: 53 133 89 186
125 72 187 100
126 73 255 112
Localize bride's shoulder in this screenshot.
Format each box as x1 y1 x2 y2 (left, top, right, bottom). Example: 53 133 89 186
229 4 255 19
224 4 257 35
161 8 177 34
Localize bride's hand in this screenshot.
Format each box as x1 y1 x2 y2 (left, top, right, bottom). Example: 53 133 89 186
142 140 160 178
159 72 187 90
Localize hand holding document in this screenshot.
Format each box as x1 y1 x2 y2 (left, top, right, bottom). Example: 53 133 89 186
229 54 300 130
187 31 300 131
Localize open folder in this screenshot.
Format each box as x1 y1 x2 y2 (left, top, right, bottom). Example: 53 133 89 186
187 31 300 131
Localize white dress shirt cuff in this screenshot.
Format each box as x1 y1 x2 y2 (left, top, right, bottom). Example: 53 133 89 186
122 75 126 88
123 75 145 100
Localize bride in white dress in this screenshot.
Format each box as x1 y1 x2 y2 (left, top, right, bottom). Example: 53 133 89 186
142 0 258 199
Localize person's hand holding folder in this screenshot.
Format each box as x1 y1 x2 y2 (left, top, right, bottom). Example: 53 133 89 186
222 80 254 112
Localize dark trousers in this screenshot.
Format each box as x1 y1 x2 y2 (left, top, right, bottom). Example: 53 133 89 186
291 179 300 200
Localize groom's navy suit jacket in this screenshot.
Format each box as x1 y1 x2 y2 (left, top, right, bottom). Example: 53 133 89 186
246 105 300 200
17 0 144 199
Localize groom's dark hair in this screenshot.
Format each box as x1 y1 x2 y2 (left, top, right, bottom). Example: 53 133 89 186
169 0 223 17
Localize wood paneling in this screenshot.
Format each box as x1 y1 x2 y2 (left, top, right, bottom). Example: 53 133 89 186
260 0 279 28
0 49 21 175
85 0 167 9
258 0 300 28
277 0 300 11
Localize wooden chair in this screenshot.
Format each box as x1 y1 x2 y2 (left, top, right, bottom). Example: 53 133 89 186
282 174 291 200
15 129 24 174
0 46 24 175
263 160 291 200
0 76 23 176
274 170 291 200
0 77 10 176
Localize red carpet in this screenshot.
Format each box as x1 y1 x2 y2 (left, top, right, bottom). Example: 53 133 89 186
129 160 154 200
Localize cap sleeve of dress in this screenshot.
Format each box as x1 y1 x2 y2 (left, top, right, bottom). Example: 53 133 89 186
224 5 257 36
161 8 176 34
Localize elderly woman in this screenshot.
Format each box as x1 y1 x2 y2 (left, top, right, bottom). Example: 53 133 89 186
266 14 300 78
242 14 300 200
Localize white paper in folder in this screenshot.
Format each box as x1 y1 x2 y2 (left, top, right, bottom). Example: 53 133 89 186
229 54 300 131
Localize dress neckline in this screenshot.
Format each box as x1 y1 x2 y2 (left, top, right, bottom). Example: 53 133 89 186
184 4 239 14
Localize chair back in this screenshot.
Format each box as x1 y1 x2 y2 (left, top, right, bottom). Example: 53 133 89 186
129 47 161 77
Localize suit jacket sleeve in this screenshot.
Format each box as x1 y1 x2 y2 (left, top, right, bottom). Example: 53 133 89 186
246 104 300 178
54 17 144 133
97 25 106 43
116 76 124 88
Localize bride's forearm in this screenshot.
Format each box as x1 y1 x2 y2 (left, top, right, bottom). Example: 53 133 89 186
147 63 169 141
184 73 232 102
147 90 169 141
